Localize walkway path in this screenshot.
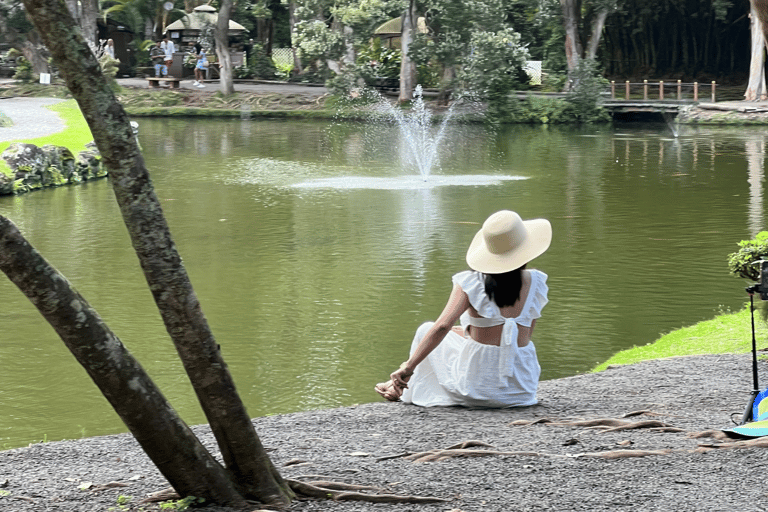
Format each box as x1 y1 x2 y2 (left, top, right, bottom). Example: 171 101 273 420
115 76 328 95
0 97 65 143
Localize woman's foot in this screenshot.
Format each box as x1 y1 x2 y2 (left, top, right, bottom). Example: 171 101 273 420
374 380 402 401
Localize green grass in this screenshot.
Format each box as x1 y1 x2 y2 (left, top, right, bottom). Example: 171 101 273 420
592 305 768 372
0 99 94 177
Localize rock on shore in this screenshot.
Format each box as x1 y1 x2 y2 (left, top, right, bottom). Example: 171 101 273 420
1 353 767 511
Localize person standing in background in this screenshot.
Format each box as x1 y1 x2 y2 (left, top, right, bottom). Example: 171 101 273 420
162 35 175 77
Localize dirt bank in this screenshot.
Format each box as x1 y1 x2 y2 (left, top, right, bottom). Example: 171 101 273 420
1 353 767 511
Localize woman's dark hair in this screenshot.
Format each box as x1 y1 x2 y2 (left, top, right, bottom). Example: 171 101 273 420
194 43 202 53
483 265 526 308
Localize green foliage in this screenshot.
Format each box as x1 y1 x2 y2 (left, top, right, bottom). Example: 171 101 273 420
132 40 155 68
12 56 32 82
295 19 346 65
728 232 768 281
325 69 363 97
233 65 252 79
0 112 12 127
247 45 277 80
564 58 610 124
274 61 294 81
460 28 530 122
159 496 205 510
357 38 401 80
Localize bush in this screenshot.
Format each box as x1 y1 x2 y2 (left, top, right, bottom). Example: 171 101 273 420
564 58 611 124
247 45 277 80
728 232 768 281
13 56 32 82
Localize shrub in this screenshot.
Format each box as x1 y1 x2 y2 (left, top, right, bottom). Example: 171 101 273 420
13 56 32 82
728 232 768 281
564 58 611 124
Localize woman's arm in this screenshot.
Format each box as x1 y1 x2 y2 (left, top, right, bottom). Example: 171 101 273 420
390 284 469 388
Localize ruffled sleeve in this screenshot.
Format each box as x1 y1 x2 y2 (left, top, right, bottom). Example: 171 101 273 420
516 270 549 327
452 270 500 319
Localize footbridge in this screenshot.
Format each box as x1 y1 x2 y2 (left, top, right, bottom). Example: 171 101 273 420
602 80 716 116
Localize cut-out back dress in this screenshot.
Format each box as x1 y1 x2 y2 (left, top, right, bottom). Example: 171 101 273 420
400 269 548 407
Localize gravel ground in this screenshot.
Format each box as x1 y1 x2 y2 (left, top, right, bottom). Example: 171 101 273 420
0 97 65 142
2 353 767 511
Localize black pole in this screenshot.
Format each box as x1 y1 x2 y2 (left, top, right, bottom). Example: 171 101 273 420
740 293 760 425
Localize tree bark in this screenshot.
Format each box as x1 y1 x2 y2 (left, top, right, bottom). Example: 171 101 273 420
561 0 582 75
215 0 235 96
289 1 303 75
0 217 248 508
585 7 609 60
19 0 292 507
398 0 417 103
747 0 768 101
21 40 49 76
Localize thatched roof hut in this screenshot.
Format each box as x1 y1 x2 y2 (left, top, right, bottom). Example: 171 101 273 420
165 5 246 45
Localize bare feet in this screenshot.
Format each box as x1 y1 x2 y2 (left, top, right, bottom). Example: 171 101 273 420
374 380 402 401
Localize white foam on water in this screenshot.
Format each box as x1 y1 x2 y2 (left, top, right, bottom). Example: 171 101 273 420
292 174 528 190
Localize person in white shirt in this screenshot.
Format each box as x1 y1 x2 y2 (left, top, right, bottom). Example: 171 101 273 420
161 35 175 77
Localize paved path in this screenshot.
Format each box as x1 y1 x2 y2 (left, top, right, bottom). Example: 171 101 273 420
116 76 328 95
0 97 66 143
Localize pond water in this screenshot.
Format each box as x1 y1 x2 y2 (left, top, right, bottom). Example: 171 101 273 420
1 118 765 449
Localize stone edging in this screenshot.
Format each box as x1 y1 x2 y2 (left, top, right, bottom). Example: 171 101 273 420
1 142 106 195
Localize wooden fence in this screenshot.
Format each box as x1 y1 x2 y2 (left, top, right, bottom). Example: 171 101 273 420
609 80 717 102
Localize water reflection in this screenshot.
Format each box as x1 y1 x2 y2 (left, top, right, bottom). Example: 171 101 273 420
1 119 767 450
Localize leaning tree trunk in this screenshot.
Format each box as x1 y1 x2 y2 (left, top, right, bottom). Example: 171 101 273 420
398 0 417 103
585 7 610 60
19 0 292 507
215 0 235 95
0 218 248 508
746 0 768 101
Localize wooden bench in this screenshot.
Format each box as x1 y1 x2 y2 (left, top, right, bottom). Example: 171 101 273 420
146 77 181 89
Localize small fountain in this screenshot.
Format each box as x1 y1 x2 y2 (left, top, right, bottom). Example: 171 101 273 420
291 85 527 190
662 111 679 138
377 85 453 182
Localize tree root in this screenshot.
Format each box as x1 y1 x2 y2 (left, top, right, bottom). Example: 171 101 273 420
511 417 681 432
141 481 451 506
286 479 450 503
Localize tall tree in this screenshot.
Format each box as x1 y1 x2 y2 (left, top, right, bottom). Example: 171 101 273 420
215 0 235 95
398 0 417 102
747 0 768 100
559 0 617 86
15 0 292 506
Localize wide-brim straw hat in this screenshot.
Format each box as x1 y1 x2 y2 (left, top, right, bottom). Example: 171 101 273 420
466 210 552 274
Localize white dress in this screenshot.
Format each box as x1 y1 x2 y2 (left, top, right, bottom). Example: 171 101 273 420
400 269 548 407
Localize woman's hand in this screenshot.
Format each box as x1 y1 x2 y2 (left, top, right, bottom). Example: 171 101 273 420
390 362 414 391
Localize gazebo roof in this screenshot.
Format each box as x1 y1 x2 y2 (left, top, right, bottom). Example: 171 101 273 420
166 5 245 32
373 16 427 37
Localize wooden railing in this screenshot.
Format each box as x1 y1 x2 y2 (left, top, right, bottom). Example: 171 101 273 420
609 80 717 102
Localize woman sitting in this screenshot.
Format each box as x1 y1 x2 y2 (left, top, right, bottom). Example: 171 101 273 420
375 210 552 407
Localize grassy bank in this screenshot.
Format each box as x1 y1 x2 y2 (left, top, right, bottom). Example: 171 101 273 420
593 305 768 372
0 99 94 177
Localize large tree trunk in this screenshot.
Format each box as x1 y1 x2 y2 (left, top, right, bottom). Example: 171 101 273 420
20 40 49 76
747 0 768 100
0 217 248 508
215 0 235 96
398 0 417 103
561 0 582 76
19 0 292 507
